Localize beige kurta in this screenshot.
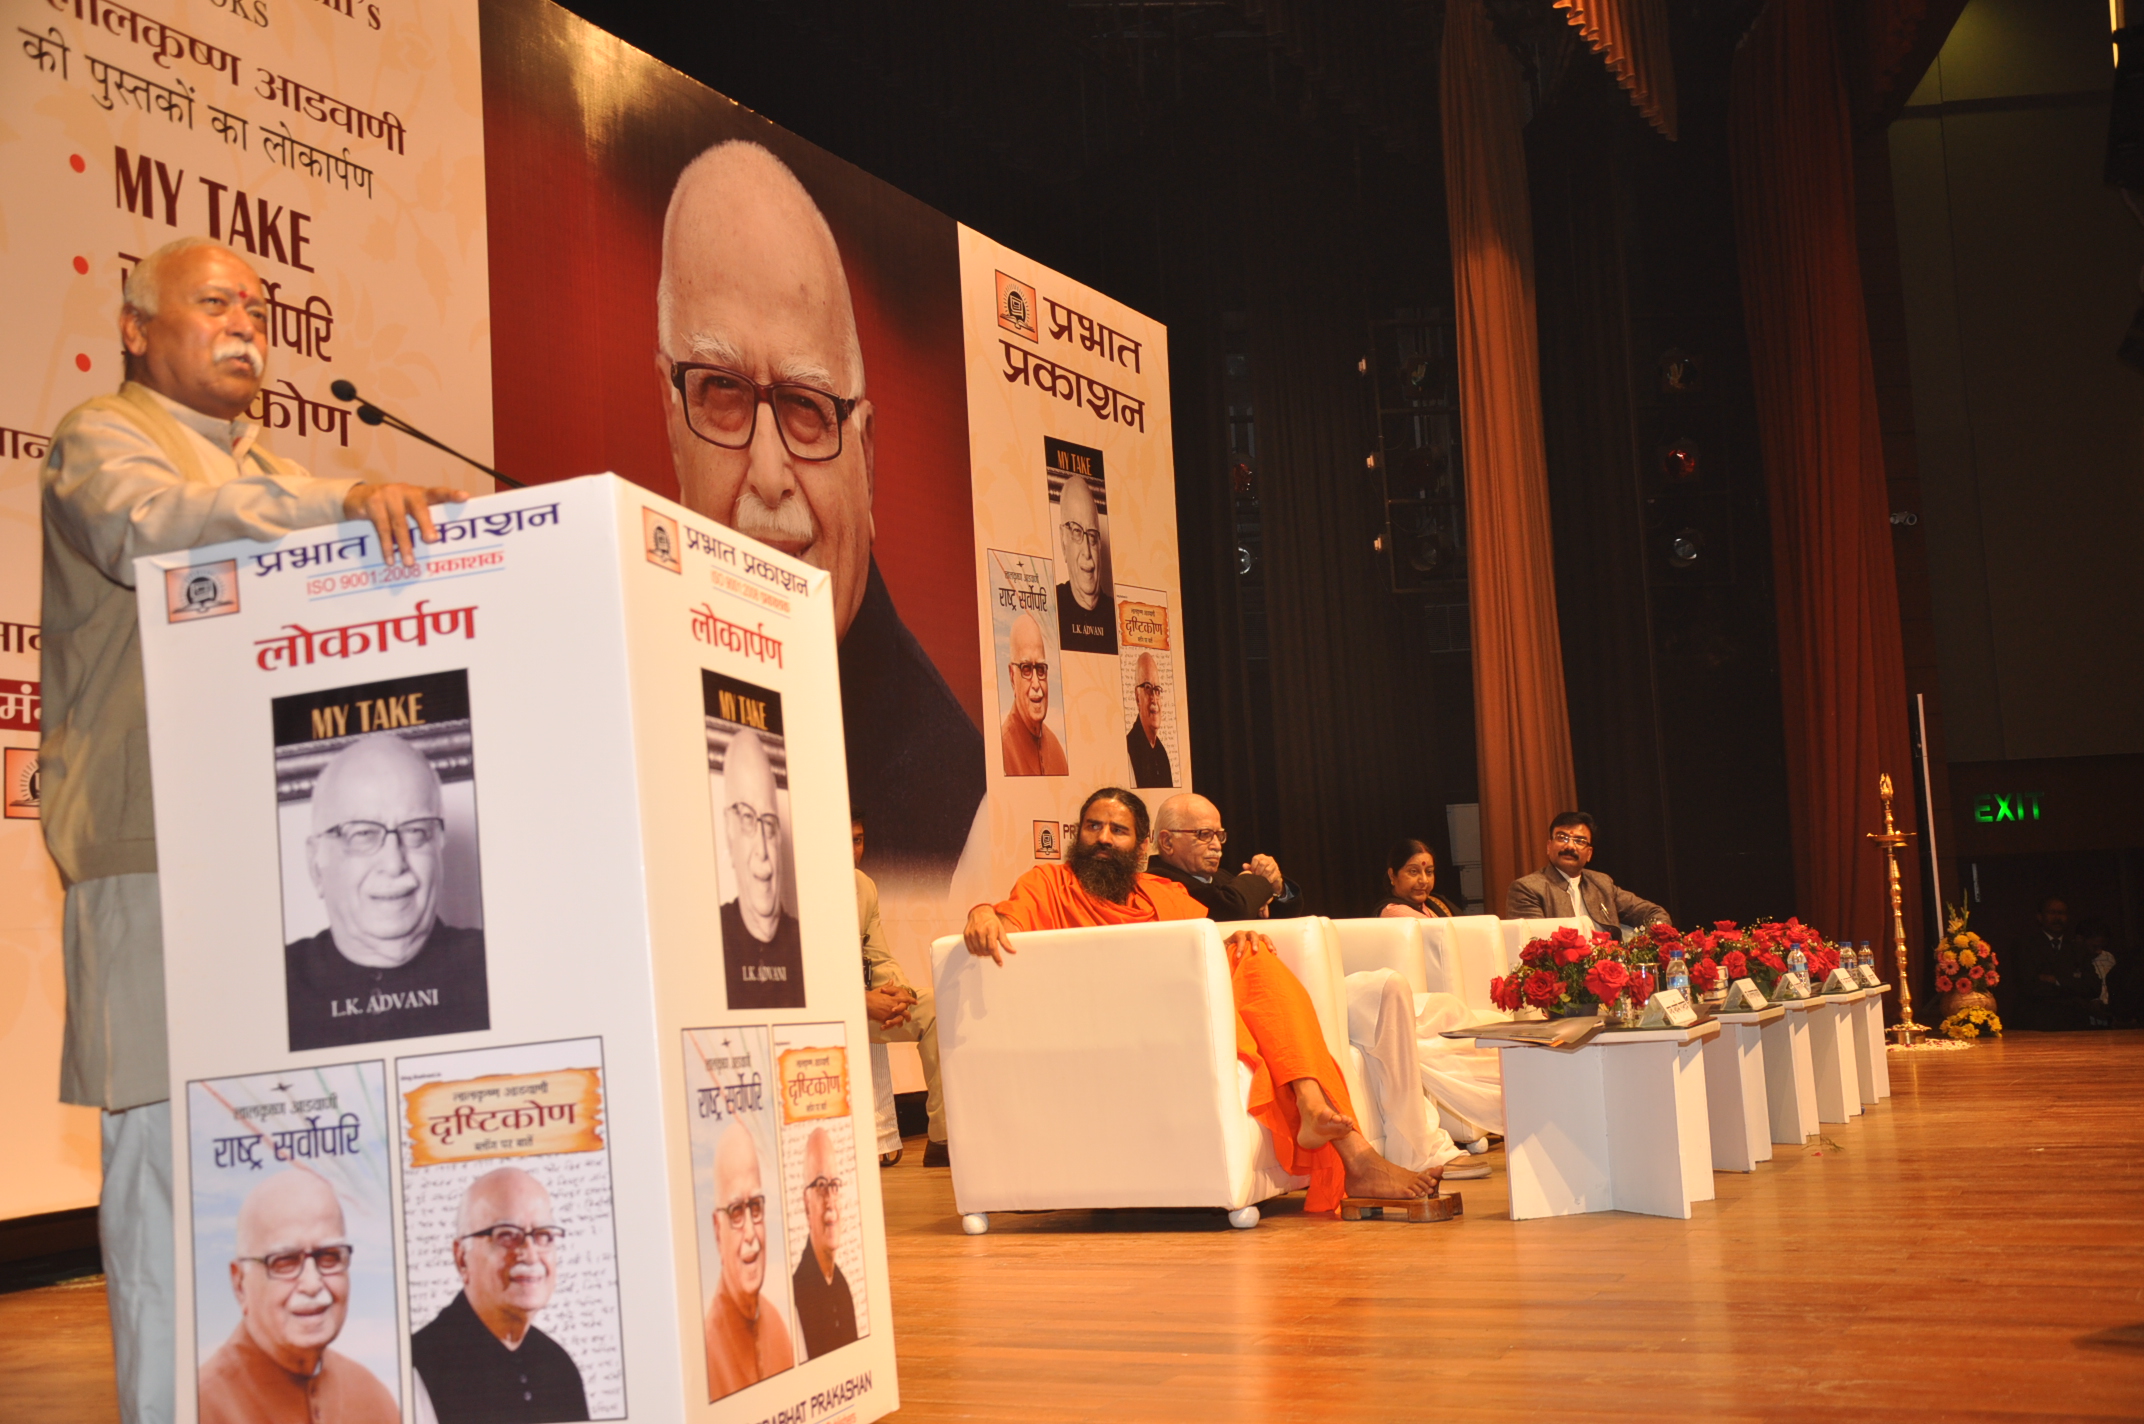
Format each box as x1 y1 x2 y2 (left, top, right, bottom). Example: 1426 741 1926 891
42 382 355 1108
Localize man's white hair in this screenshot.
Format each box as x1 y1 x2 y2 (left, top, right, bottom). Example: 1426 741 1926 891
123 236 247 319
656 140 866 398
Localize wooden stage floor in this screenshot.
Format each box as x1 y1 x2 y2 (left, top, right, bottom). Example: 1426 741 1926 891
8 1032 2142 1421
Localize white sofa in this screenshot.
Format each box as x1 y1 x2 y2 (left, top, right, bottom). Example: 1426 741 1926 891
929 915 1363 1233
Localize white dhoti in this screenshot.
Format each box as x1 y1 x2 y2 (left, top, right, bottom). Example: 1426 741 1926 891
1343 969 1465 1171
1412 990 1506 1140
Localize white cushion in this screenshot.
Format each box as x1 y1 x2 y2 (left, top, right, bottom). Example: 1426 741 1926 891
931 920 1304 1215
1328 915 1427 993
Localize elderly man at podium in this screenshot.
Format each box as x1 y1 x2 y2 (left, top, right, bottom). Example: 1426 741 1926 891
41 234 466 1424
963 788 1439 1211
658 139 983 888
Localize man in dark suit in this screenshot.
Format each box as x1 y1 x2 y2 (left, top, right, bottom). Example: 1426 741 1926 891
1143 793 1298 920
1504 811 1667 931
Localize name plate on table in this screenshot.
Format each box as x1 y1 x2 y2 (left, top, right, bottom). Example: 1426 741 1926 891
1723 978 1768 1012
1822 967 1861 994
1638 988 1699 1028
1856 965 1883 987
1771 972 1810 1000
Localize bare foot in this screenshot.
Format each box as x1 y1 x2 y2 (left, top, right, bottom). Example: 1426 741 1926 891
1336 1141 1440 1200
1290 1078 1356 1152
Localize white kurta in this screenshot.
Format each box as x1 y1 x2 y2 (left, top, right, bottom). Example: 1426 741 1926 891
1343 969 1467 1171
1412 990 1507 1140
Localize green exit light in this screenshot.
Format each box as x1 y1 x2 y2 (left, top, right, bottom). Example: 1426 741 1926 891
1974 793 2043 823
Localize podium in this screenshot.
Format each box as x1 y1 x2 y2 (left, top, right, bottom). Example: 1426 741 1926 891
136 476 897 1424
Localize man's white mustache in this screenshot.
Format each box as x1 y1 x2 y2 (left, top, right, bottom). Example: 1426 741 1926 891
737 1235 761 1264
214 337 264 377
733 490 814 550
508 1263 547 1281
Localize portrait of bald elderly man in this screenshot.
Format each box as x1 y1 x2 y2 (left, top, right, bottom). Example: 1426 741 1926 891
1051 462 1118 656
999 611 1069 778
717 727 805 1009
789 1126 860 1360
704 1120 795 1400
198 1170 397 1424
1125 651 1173 788
284 732 488 1051
412 1167 589 1424
657 139 983 886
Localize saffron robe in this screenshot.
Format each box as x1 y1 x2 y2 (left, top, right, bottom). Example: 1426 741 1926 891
991 864 1356 1211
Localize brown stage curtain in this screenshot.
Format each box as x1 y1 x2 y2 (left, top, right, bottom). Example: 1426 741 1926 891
1729 0 1917 950
1440 0 1578 916
1551 0 1680 140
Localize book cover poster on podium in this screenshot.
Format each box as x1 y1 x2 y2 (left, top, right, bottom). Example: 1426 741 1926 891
272 670 491 1051
399 1036 625 1421
681 1025 799 1403
184 1061 401 1422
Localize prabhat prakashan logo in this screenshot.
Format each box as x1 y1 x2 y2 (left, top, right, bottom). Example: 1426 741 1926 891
642 507 682 573
1032 820 1061 861
4 747 38 819
996 271 1039 342
165 560 239 623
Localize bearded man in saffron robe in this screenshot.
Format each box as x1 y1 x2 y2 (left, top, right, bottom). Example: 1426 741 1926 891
961 787 1438 1211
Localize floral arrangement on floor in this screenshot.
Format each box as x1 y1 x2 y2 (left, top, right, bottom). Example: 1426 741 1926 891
1940 1005 2002 1039
1934 905 1999 997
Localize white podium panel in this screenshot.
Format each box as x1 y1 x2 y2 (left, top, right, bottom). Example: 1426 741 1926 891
1760 1002 1823 1145
1703 1010 1781 1172
1855 987 1892 1101
1809 995 1864 1124
1488 1024 1717 1221
139 476 896 1424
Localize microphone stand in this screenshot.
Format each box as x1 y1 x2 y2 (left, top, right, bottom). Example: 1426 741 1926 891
328 380 525 490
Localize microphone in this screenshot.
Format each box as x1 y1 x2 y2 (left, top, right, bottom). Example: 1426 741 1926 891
327 379 525 490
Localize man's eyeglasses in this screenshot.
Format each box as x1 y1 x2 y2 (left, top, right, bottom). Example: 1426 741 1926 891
1060 521 1101 551
237 1245 353 1280
1551 831 1593 848
728 803 781 849
1010 661 1050 684
1162 827 1227 847
717 1194 767 1229
805 1176 843 1198
1135 682 1163 698
668 360 857 462
458 1224 566 1252
317 818 445 857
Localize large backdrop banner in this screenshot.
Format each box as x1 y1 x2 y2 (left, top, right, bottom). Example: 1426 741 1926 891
0 0 1183 1295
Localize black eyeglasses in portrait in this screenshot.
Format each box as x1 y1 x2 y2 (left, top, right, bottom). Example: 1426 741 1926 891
668 360 857 461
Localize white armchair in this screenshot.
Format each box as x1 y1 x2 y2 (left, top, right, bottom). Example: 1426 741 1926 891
931 919 1314 1233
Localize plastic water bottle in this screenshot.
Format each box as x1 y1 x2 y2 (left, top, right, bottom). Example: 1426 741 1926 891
1787 942 1809 995
1859 941 1876 977
1665 946 1689 998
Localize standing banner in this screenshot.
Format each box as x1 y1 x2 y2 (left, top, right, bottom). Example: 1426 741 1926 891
138 476 896 1423
0 0 493 1214
954 231 1187 910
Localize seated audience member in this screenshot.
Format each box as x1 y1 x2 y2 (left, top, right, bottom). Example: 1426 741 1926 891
1504 812 1667 932
1374 840 1500 1152
1145 793 1297 918
852 811 946 1168
2074 920 2132 1026
963 787 1440 1208
2010 897 2109 1032
1147 797 1481 1179
1379 839 1457 918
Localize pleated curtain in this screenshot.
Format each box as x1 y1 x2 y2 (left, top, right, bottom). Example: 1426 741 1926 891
1552 0 1680 140
1729 0 1917 948
1439 0 1579 915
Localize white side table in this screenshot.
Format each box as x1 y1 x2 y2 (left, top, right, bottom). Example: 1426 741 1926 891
1808 990 1865 1123
1486 1021 1719 1220
1759 999 1824 1145
1855 985 1892 1100
1703 1006 1783 1171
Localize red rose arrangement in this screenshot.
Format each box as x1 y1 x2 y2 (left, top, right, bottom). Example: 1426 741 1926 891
1491 926 1634 1015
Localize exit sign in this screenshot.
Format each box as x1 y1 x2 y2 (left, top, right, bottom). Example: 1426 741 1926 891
1974 793 2043 823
